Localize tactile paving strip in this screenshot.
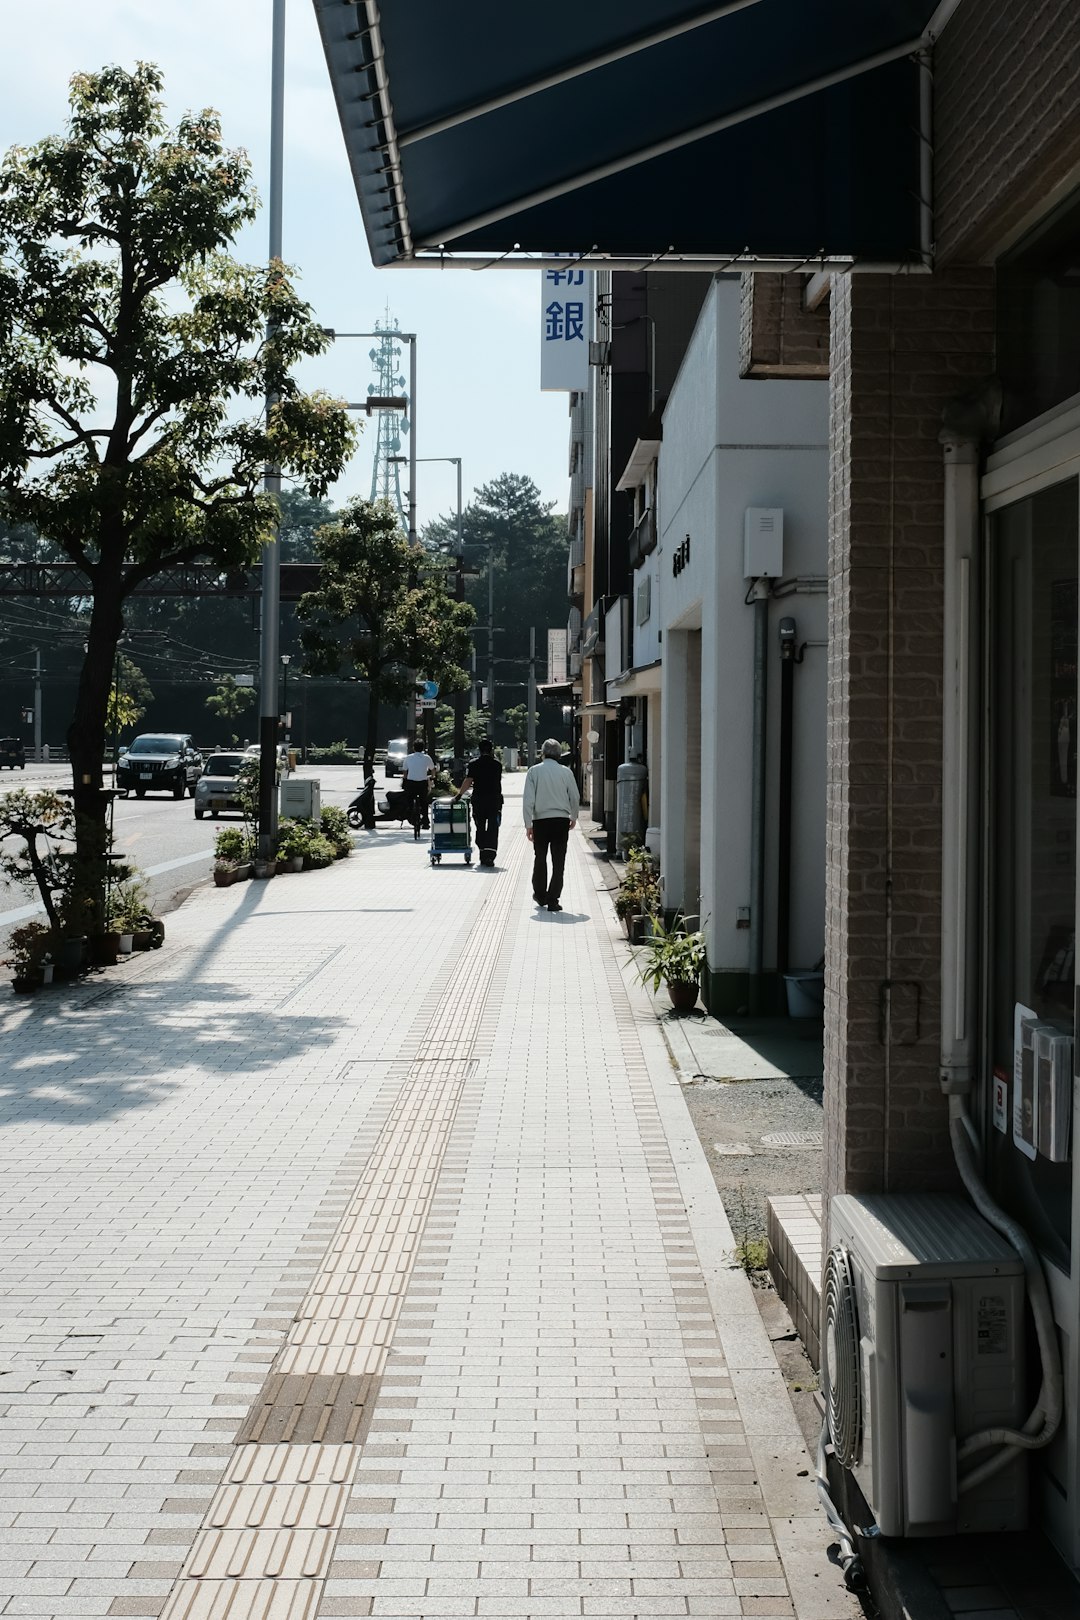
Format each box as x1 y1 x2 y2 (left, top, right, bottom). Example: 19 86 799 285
157 842 526 1620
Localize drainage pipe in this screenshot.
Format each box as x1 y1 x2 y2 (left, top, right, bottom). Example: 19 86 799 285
747 581 770 1012
776 617 797 976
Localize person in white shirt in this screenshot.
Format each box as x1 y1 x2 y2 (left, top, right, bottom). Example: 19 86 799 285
522 738 580 912
400 739 436 834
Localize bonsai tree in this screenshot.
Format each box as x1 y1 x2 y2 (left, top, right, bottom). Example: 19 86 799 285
0 788 75 929
0 64 355 930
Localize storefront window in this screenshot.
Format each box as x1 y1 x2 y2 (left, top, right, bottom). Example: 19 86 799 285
988 478 1077 1272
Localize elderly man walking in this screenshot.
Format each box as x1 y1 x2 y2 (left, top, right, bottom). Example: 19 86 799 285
522 738 580 912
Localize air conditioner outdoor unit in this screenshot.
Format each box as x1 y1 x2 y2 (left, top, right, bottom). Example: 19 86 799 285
824 1193 1027 1538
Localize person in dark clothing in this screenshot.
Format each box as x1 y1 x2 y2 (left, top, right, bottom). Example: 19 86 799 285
452 737 503 867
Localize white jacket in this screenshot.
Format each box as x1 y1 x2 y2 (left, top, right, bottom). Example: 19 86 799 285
522 758 580 829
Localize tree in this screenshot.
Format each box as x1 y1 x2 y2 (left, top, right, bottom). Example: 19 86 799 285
0 65 355 925
107 653 153 738
502 703 537 756
205 674 256 742
434 704 487 755
297 498 475 762
423 473 568 730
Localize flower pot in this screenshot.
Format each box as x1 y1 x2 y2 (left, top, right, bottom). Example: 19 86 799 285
57 935 87 975
11 975 39 993
214 867 236 888
132 929 154 950
92 932 121 966
253 859 276 880
275 858 288 875
287 855 304 873
628 914 649 945
118 934 134 955
233 865 252 883
666 979 699 1013
41 963 54 985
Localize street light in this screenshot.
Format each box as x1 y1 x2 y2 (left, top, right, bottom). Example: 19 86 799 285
389 454 467 756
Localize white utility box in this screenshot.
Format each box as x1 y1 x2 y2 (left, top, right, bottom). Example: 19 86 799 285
280 777 320 821
824 1193 1026 1537
744 507 784 578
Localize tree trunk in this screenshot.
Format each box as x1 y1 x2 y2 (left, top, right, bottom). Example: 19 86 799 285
66 578 124 935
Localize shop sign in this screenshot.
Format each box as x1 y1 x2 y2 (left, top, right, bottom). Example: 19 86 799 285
540 266 592 391
672 534 691 577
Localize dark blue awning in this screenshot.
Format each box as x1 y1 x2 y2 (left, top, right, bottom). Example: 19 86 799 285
312 1 953 271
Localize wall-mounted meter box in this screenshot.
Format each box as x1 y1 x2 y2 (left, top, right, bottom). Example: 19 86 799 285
744 507 784 579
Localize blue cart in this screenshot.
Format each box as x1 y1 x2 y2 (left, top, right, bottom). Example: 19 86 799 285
429 797 473 865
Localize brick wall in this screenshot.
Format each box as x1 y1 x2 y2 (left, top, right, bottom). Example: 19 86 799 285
936 0 1080 263
738 272 830 379
824 270 995 1199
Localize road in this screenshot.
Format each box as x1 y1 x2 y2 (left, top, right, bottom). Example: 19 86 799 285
0 762 377 936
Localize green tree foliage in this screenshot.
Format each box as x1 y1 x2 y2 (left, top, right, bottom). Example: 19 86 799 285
298 499 475 762
205 673 256 741
107 653 153 738
0 64 355 923
433 704 487 755
502 703 538 755
423 473 568 727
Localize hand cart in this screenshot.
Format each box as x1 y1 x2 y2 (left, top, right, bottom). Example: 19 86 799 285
429 797 473 865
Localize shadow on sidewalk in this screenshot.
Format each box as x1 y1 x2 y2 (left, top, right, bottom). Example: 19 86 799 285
0 882 349 1128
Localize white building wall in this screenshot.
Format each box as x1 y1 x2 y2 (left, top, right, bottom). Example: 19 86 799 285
657 277 829 1005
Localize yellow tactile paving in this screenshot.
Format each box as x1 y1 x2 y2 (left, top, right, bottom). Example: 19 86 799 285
159 1577 320 1620
206 1482 349 1530
186 1528 335 1580
224 1444 360 1487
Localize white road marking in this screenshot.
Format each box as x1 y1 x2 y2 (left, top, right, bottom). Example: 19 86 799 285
0 847 213 928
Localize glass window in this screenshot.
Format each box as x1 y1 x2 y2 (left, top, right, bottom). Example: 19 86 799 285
988 478 1077 1270
997 186 1080 434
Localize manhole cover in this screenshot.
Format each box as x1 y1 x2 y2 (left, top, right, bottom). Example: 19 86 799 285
761 1130 823 1149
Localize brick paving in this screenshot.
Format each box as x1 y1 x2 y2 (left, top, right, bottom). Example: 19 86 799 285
0 785 855 1620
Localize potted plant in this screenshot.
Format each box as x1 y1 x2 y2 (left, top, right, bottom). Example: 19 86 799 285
4 921 54 991
108 879 149 954
319 805 352 859
636 916 706 1013
213 826 252 883
275 819 309 872
615 847 660 941
304 832 336 869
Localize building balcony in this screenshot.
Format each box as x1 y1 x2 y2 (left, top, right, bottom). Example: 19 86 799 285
581 606 604 658
627 507 656 570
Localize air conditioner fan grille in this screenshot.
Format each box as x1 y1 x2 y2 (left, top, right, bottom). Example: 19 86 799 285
824 1245 862 1469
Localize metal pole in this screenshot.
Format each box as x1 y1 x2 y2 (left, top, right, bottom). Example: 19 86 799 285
527 627 537 767
33 649 41 762
453 459 466 760
407 338 417 546
488 553 495 739
257 0 285 864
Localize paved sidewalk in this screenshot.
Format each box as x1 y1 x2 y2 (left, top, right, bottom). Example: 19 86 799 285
0 790 856 1620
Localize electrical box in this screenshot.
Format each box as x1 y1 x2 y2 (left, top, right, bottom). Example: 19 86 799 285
280 777 320 821
744 507 784 578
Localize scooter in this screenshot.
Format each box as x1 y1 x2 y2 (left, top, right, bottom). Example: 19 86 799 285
346 772 377 830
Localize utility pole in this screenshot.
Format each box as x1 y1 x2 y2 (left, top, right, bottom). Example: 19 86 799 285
452 458 466 761
487 554 496 739
33 649 42 762
527 627 537 767
257 0 285 865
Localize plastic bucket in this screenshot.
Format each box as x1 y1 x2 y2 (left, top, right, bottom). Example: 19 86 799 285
783 971 824 1018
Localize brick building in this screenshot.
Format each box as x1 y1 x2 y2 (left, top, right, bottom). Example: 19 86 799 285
317 0 1080 1577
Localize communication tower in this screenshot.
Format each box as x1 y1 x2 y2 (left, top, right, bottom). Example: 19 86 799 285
367 312 409 525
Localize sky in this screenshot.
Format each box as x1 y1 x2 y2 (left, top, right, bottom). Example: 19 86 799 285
0 0 572 530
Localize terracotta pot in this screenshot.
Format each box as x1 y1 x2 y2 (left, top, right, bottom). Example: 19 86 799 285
666 979 699 1013
213 868 235 888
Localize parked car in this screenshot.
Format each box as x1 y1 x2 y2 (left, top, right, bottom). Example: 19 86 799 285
194 752 248 819
243 743 286 782
384 737 409 777
0 737 26 769
117 733 202 798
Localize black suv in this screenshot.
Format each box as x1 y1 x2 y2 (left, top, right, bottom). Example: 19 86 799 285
0 737 26 769
117 733 202 799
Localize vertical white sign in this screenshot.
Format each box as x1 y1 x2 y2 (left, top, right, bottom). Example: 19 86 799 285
540 267 592 391
547 628 568 683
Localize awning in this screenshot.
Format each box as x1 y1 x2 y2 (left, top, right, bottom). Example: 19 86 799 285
312 1 954 273
608 660 663 698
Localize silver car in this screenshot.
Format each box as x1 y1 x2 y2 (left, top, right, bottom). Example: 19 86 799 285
193 752 248 819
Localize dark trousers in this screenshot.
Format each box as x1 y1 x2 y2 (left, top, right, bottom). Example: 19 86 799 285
531 817 570 905
403 779 429 829
472 802 500 865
